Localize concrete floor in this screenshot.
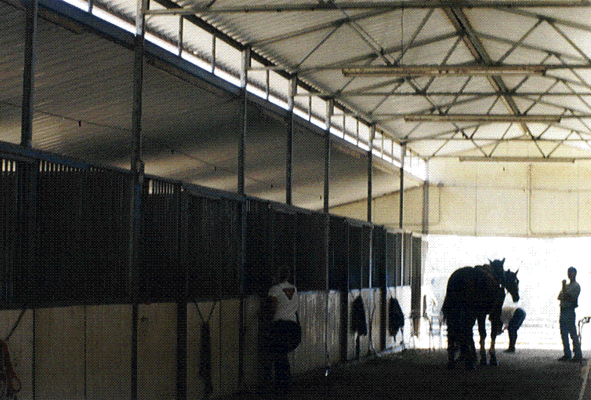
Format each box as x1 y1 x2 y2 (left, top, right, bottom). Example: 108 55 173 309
230 348 590 399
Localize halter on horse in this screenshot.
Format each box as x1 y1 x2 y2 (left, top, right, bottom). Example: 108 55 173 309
442 259 520 370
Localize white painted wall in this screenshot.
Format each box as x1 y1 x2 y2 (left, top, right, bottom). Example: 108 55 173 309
331 158 591 238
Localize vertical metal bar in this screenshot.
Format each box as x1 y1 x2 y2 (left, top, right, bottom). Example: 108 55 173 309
286 76 296 205
238 199 247 391
83 305 87 400
266 69 270 101
422 174 429 235
367 125 375 223
177 16 183 56
323 99 333 369
324 100 332 213
32 308 36 399
211 36 216 73
21 0 38 148
176 302 187 399
176 187 187 400
238 46 250 196
323 212 330 367
130 0 147 398
399 144 406 230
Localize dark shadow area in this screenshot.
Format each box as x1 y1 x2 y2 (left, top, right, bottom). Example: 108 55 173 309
227 348 589 399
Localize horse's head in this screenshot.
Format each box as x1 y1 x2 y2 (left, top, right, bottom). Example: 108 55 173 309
489 258 505 275
504 269 520 302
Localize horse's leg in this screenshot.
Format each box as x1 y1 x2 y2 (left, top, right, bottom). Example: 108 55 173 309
489 318 501 366
447 317 458 369
461 315 476 370
478 316 487 365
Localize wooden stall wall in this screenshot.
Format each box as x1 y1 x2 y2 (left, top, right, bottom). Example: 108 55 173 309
0 147 422 399
292 291 328 375
86 305 132 400
0 310 34 399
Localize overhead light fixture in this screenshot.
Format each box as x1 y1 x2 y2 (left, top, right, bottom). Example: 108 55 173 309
404 114 562 123
342 65 547 77
459 156 579 163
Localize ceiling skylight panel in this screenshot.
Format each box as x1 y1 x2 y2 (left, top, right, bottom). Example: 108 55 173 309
214 39 241 79
62 0 88 11
145 32 178 55
268 71 289 108
91 6 134 33
294 88 311 118
248 59 268 98
181 22 214 67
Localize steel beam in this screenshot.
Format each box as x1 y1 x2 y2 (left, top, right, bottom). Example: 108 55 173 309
145 2 591 16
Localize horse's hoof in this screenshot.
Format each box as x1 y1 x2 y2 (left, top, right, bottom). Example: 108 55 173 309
490 357 498 367
480 358 488 366
465 362 476 371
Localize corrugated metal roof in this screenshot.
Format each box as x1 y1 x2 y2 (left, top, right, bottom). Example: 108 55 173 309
5 0 591 210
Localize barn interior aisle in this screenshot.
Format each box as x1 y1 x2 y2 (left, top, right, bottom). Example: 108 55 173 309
226 349 589 399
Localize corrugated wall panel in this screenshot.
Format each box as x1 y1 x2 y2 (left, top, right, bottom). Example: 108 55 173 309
326 290 342 365
292 291 327 375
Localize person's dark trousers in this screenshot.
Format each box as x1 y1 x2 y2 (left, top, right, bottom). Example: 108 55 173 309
261 320 301 397
261 352 291 398
273 352 291 396
560 307 582 360
507 308 526 351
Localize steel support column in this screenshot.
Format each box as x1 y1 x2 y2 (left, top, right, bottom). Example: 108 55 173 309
237 46 250 390
399 144 405 230
238 199 247 391
286 76 296 205
178 190 189 400
21 0 38 148
130 0 147 398
367 125 375 223
323 101 333 371
239 47 250 195
422 176 430 235
324 100 333 213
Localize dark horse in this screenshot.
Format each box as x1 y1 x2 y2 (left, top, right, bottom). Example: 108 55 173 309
441 259 519 370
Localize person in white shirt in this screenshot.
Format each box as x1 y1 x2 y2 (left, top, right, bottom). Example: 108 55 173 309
557 267 582 362
261 265 301 397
